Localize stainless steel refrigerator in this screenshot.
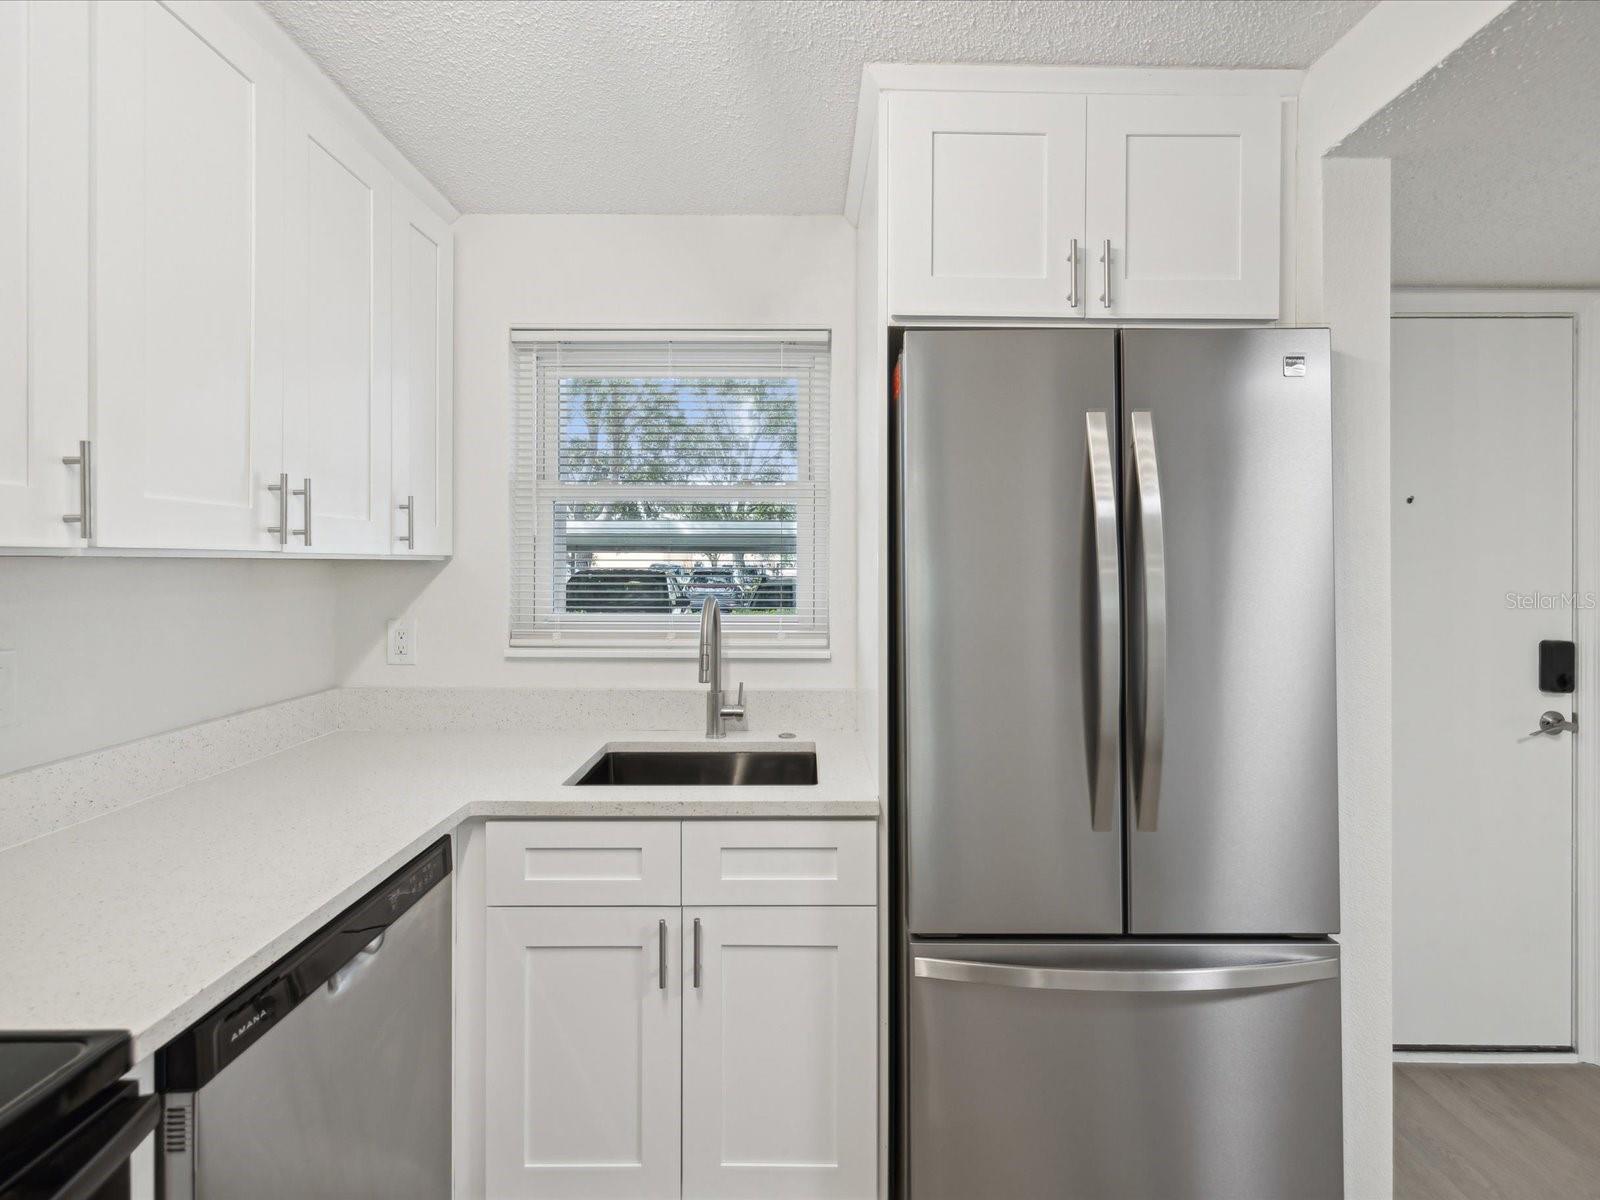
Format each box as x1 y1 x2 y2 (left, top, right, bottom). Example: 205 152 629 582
896 327 1342 1200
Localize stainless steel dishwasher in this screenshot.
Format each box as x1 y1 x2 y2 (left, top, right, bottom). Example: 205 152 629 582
156 838 451 1199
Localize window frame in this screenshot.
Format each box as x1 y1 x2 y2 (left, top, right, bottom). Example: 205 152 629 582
507 328 831 659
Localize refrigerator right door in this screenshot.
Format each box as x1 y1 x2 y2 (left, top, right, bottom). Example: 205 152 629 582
1120 328 1338 935
908 940 1344 1200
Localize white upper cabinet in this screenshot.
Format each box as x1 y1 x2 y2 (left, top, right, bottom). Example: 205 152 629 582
0 0 453 557
887 92 1086 319
282 82 392 554
0 1 89 547
92 0 285 551
884 86 1283 321
1085 94 1282 320
390 187 453 556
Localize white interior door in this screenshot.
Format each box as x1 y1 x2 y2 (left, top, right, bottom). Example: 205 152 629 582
682 907 876 1199
283 81 391 554
1393 314 1575 1048
485 907 681 1200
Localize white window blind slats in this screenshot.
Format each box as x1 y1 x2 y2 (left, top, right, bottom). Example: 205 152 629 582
510 334 830 651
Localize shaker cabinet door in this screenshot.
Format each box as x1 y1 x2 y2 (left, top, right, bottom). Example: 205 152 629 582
681 906 876 1200
92 0 285 550
485 906 681 1200
282 81 392 554
0 0 89 547
390 187 453 555
1085 93 1282 319
887 91 1086 319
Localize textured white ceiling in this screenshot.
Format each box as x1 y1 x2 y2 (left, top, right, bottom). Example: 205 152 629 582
261 0 1375 214
1339 0 1600 286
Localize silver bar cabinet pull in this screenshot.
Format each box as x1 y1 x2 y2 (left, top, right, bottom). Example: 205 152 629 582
292 478 312 546
1083 412 1118 832
658 919 667 990
1066 237 1079 309
1099 239 1112 309
61 439 92 539
1129 411 1167 833
692 917 702 988
266 473 290 545
398 494 415 550
914 954 1338 994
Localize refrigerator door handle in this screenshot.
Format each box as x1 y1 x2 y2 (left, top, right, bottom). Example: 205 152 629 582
1129 410 1168 832
913 954 1338 993
1084 411 1119 832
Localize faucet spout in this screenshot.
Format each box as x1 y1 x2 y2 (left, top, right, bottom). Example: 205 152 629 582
697 597 746 737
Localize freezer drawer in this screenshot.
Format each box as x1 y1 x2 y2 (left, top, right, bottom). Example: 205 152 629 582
907 940 1342 1200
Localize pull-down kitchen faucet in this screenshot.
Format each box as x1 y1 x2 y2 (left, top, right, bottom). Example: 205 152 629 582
698 596 746 737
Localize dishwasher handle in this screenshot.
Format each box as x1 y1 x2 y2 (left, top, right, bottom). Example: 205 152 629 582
325 931 386 996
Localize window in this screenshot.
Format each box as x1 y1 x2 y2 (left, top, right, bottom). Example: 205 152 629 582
510 331 830 653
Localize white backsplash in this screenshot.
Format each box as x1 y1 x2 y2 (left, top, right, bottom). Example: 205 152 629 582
0 686 859 851
337 686 856 734
0 691 341 852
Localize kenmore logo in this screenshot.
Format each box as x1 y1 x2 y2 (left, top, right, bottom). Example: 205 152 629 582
230 1008 269 1042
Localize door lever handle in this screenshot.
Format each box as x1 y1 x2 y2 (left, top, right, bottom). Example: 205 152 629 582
1529 710 1577 737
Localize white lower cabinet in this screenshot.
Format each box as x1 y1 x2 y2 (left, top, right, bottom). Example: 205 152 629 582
486 906 683 1200
484 820 878 1200
682 907 876 1200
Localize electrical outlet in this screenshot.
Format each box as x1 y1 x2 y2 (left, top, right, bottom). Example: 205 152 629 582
386 618 416 666
0 651 16 728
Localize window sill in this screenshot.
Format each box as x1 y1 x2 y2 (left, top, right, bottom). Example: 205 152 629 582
506 644 831 661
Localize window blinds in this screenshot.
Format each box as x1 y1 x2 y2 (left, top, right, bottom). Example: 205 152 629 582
510 332 830 650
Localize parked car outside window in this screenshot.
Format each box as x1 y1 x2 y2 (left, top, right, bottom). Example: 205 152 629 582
564 568 674 613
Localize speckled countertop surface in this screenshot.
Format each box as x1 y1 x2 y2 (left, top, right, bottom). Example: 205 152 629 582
0 729 877 1060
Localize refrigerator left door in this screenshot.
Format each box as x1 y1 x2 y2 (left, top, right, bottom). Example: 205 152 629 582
900 329 1122 935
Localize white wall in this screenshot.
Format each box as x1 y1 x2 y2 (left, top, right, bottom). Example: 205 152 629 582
1294 0 1513 324
334 214 857 690
1322 156 1394 1200
1295 7 1519 1194
0 558 337 774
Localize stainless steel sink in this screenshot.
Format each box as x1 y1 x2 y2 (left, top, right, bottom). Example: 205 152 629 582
570 748 818 786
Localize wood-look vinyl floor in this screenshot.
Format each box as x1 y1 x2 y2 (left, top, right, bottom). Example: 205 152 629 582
1395 1064 1600 1199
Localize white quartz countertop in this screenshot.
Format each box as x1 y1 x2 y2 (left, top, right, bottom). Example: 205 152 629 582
0 729 877 1060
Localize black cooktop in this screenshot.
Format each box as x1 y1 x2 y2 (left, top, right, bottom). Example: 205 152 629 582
0 1031 131 1184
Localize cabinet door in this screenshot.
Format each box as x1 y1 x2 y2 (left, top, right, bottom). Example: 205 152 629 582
486 907 680 1200
0 0 88 547
390 187 452 555
282 82 391 554
887 91 1085 319
682 907 876 1199
1085 94 1281 319
92 0 284 550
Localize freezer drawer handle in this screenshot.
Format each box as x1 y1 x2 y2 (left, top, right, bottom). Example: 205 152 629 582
1128 410 1167 832
913 954 1337 993
1084 411 1119 832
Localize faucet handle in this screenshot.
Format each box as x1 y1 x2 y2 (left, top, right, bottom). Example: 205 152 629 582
720 681 747 724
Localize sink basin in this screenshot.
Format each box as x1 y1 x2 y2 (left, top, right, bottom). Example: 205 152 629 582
570 747 818 786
